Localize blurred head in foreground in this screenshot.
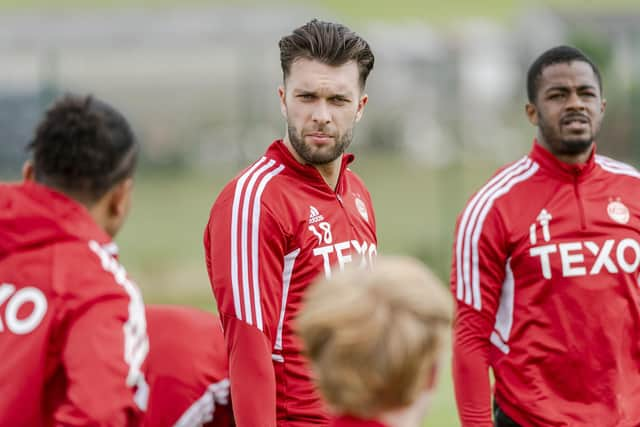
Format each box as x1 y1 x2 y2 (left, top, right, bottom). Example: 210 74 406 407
297 256 453 427
23 94 139 237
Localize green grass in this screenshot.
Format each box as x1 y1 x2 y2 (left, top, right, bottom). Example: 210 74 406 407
116 167 228 311
113 153 500 426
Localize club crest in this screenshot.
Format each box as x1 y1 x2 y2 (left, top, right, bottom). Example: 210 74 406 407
607 199 629 224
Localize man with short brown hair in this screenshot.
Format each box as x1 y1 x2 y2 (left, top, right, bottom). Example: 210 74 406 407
204 19 377 427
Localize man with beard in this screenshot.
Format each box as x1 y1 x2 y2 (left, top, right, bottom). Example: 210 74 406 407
451 45 640 427
204 19 377 427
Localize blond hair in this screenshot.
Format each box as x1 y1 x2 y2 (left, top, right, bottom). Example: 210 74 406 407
297 256 452 419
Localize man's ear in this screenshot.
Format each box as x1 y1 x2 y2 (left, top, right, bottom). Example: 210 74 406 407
278 85 287 119
99 177 134 238
109 178 134 218
525 103 539 126
355 93 369 123
22 161 35 182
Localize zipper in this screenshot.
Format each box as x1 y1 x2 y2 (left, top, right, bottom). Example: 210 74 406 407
335 192 356 231
573 173 587 230
332 163 356 230
310 155 355 230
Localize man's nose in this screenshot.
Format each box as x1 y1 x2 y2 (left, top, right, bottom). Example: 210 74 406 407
566 91 586 111
311 101 331 124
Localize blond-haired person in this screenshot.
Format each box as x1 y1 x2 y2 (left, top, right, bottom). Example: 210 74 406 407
297 256 452 427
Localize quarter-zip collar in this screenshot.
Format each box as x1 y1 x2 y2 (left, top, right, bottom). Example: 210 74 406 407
529 139 597 183
266 139 355 196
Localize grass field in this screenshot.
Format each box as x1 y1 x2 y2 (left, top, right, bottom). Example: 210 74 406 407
109 152 503 426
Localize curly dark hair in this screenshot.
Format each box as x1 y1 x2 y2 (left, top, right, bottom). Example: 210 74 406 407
279 19 375 90
28 95 138 203
527 45 602 103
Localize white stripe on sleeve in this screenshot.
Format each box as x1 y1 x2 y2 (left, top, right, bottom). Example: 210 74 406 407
173 379 230 427
240 159 277 325
274 248 302 352
470 163 539 309
596 155 640 179
250 164 285 331
455 157 529 307
491 258 514 354
230 157 268 321
454 158 538 310
229 157 285 329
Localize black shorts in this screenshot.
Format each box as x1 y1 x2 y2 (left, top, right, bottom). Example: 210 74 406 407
494 402 522 427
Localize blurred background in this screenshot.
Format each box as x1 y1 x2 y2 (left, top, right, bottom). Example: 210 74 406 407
2 0 640 424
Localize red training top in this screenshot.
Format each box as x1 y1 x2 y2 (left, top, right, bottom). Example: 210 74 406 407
452 142 640 427
143 305 232 427
205 140 377 427
0 182 148 427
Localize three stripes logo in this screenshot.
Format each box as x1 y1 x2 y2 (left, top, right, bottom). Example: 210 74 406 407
309 206 325 224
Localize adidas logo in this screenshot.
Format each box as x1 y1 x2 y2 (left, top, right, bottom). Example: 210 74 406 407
309 206 325 224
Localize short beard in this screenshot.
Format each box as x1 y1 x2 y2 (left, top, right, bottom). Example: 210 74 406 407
556 139 593 155
288 124 353 165
538 114 595 157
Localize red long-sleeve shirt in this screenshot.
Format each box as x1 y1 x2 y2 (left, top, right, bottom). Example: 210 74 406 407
451 142 640 427
204 140 377 427
142 305 232 427
0 182 148 427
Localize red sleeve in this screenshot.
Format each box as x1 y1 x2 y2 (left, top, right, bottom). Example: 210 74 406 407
205 181 288 427
450 198 509 427
53 296 148 426
222 314 276 426
53 242 149 427
142 306 232 427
